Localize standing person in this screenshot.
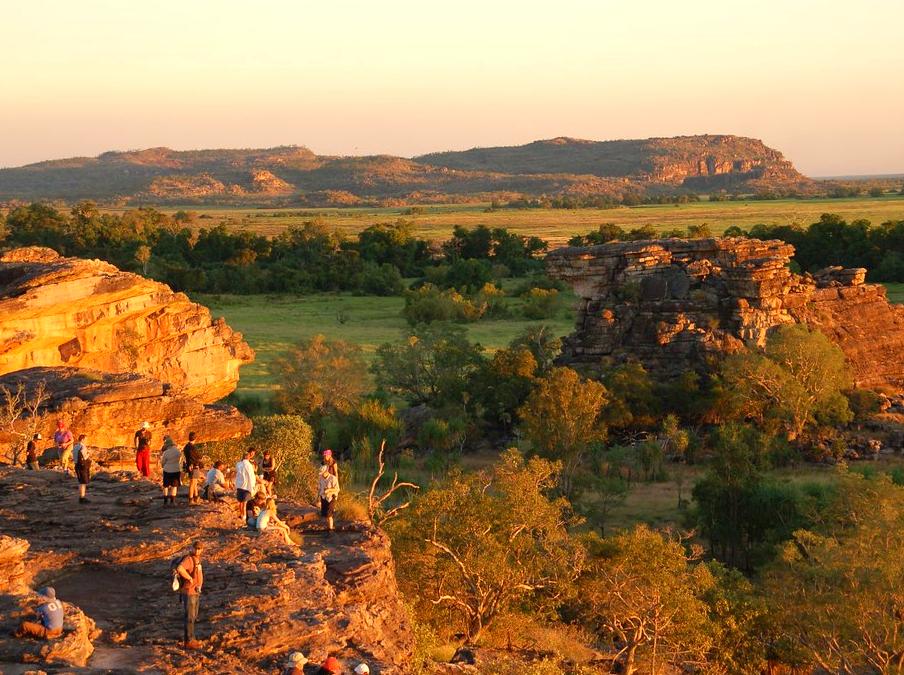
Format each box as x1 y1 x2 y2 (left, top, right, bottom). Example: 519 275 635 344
183 432 202 504
53 420 74 475
259 449 277 488
174 541 204 649
134 421 152 478
322 448 339 479
73 434 92 504
25 433 42 471
234 447 257 522
203 460 228 501
282 651 308 675
13 587 64 640
318 463 340 535
160 436 183 505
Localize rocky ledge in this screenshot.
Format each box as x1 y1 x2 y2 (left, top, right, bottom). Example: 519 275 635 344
547 237 904 389
0 466 415 673
0 247 253 403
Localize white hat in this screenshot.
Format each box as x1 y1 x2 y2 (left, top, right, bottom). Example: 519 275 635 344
286 651 308 667
354 664 370 674
142 421 150 429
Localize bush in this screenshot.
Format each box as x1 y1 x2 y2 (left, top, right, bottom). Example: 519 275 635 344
358 262 405 295
521 288 561 320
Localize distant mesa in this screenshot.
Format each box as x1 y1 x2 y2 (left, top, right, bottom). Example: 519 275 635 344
0 135 812 205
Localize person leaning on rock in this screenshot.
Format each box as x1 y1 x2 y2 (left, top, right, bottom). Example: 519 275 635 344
160 436 183 506
175 540 204 649
13 587 64 640
26 433 42 471
73 433 92 504
134 421 152 478
53 420 74 475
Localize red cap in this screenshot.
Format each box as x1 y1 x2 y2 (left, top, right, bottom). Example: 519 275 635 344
322 656 342 673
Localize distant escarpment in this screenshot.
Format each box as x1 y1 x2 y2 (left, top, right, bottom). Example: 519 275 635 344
0 247 253 447
547 237 904 391
0 135 811 205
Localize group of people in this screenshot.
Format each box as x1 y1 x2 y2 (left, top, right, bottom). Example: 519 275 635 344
25 420 93 503
16 420 362 670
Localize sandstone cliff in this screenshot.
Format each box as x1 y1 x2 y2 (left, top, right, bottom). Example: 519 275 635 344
0 466 415 673
0 247 253 403
546 237 904 390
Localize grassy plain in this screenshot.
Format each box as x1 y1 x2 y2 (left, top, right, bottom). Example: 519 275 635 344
201 292 577 399
122 195 904 246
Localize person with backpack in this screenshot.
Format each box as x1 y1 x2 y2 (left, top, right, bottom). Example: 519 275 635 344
160 436 183 505
173 540 204 649
134 421 152 478
318 463 340 535
183 432 202 504
13 587 64 640
235 447 257 523
25 433 42 471
73 434 92 504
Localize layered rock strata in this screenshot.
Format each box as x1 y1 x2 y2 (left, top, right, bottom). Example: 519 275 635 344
547 237 904 390
0 247 253 403
0 467 415 673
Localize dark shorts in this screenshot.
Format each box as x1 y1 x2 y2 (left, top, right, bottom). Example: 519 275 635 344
163 471 181 488
236 488 252 503
76 461 91 485
320 496 336 518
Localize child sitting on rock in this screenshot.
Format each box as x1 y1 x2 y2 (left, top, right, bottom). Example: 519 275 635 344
256 497 297 547
13 587 63 640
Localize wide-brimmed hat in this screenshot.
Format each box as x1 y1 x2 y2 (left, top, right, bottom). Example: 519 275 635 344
354 664 370 674
285 651 308 667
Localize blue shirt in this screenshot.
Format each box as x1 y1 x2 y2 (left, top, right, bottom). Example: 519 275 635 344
38 599 64 631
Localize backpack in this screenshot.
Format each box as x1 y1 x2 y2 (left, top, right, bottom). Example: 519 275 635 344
169 554 188 592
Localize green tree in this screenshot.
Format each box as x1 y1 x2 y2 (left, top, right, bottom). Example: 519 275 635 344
719 325 852 439
579 526 715 675
373 324 485 407
508 325 562 375
762 470 904 673
518 367 608 495
390 450 582 643
274 335 369 426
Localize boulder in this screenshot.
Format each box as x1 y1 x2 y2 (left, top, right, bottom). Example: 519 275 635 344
0 247 253 403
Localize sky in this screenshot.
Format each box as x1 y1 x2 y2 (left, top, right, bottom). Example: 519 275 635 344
1 0 903 175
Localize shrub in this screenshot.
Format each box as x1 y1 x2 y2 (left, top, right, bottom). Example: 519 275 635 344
521 288 561 320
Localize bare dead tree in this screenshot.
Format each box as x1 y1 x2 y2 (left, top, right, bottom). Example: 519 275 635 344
0 380 50 465
367 439 419 528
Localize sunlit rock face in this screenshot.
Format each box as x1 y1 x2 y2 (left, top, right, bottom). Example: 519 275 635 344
547 237 904 390
0 247 253 403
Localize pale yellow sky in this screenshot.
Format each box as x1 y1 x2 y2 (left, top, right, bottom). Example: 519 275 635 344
2 0 902 175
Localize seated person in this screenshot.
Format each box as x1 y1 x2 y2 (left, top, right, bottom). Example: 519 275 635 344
203 461 229 501
13 587 63 640
245 492 267 529
256 498 297 546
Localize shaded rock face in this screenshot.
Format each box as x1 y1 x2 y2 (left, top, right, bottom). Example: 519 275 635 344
547 238 904 390
0 467 415 673
0 247 253 403
0 367 251 449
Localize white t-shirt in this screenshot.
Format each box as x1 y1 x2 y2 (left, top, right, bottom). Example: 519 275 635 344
205 467 225 488
235 459 257 493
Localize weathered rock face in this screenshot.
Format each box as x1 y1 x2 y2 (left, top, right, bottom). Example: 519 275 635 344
0 247 253 403
0 367 251 449
0 467 415 673
547 238 904 390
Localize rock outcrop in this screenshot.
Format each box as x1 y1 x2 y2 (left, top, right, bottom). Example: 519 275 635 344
0 467 415 673
0 367 251 450
0 247 253 403
547 237 904 390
